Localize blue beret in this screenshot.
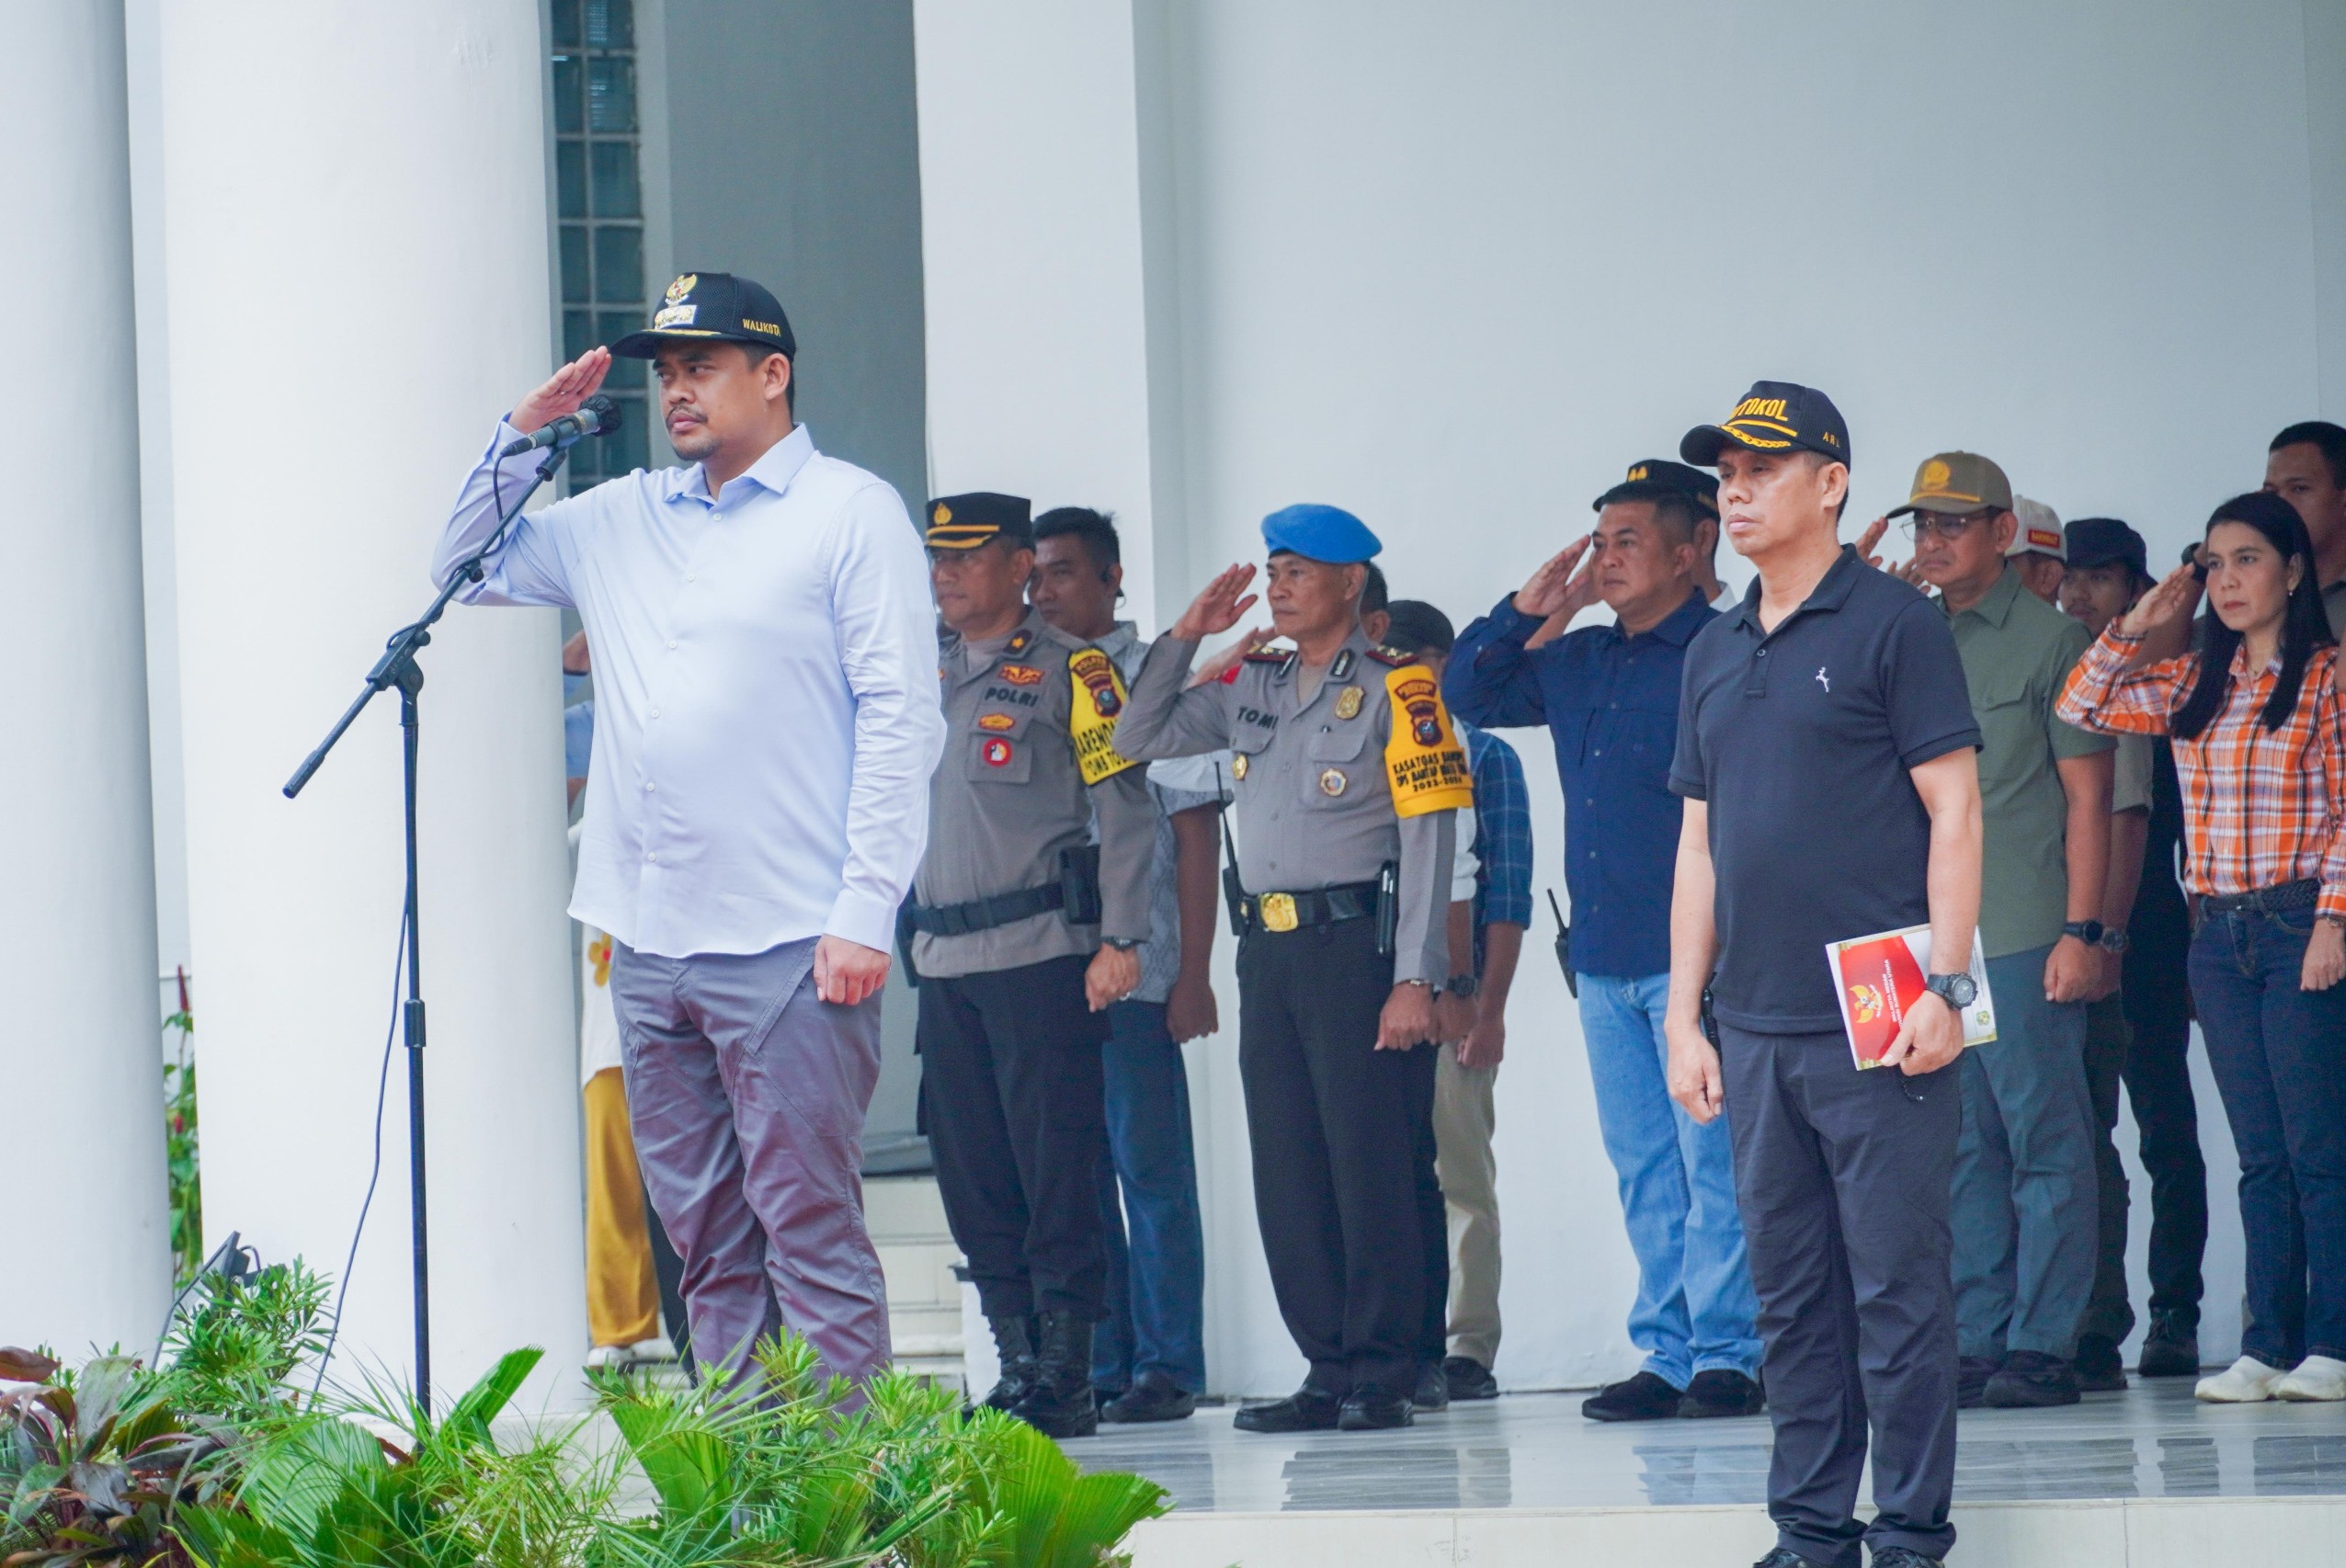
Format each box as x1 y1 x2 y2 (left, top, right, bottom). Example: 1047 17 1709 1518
1260 503 1382 564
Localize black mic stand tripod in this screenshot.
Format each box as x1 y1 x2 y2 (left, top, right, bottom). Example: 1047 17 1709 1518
282 431 584 1406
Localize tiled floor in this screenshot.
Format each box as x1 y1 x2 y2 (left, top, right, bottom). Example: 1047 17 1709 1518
1072 1380 2346 1513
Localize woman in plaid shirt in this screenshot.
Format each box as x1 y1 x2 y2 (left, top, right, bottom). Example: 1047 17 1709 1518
2057 491 2346 1405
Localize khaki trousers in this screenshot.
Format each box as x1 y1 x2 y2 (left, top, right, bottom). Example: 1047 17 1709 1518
583 1066 661 1348
1432 1042 1501 1368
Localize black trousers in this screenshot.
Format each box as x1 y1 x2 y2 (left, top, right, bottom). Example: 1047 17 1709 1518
918 953 1110 1320
1721 1025 1960 1568
2121 909 2209 1326
1414 1079 1451 1367
1237 917 1435 1395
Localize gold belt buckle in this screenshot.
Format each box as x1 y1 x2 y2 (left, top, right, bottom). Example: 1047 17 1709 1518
1258 892 1299 933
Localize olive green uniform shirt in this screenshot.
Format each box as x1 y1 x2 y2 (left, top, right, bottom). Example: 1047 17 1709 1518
1945 565 2114 958
913 611 1155 980
1115 627 1457 987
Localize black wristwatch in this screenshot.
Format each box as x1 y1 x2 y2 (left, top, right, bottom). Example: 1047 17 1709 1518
2097 926 2130 954
2062 920 2104 946
1923 971 1976 1009
1103 937 1140 951
1443 973 1479 1000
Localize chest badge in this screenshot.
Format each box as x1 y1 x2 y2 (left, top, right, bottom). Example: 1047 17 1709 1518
1231 754 1248 781
982 737 1015 767
1258 891 1299 932
1318 767 1349 797
1334 685 1364 721
999 664 1044 687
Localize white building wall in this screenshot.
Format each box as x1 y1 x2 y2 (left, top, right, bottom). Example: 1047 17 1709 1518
156 1 586 1407
0 1 167 1358
917 0 2345 1392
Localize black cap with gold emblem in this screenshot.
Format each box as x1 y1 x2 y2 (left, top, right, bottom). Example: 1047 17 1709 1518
1680 381 1851 469
610 271 797 358
1593 458 1721 515
924 492 1033 551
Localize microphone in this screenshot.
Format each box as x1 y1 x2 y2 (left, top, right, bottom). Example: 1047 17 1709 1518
500 393 622 458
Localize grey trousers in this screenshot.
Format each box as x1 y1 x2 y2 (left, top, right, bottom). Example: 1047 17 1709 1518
1721 1024 1960 1568
610 937 889 1386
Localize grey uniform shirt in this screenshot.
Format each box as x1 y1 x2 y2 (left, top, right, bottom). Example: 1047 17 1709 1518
913 611 1155 980
1116 626 1457 988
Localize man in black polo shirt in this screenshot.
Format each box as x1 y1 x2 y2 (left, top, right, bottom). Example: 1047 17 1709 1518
1665 382 1984 1568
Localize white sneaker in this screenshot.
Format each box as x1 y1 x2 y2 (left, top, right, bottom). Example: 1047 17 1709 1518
625 1335 679 1364
2274 1354 2346 1402
584 1343 635 1371
2195 1355 2289 1403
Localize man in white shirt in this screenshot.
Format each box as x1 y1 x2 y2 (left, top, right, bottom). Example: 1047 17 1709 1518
435 271 945 1388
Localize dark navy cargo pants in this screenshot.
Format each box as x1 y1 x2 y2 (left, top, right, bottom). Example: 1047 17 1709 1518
1720 1024 1961 1568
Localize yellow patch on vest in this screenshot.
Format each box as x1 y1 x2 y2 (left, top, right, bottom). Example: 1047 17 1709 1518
1069 648 1141 786
1383 666 1475 816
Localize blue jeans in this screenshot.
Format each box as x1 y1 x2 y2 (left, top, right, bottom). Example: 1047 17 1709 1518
1579 972 1761 1383
1952 943 2098 1360
2189 902 2346 1367
1092 1000 1207 1392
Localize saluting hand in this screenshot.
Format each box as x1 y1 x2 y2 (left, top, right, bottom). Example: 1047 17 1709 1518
1171 564 1260 642
1190 625 1276 687
509 347 613 436
1512 535 1595 622
2119 562 2201 640
1854 515 1891 566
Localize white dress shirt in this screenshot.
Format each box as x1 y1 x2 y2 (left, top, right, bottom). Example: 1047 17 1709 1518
436 422 945 959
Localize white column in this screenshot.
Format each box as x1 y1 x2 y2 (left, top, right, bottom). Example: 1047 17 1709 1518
0 5 167 1358
912 0 1185 623
159 3 586 1405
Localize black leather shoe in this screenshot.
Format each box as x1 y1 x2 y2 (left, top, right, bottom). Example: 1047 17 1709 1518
1869 1548 1946 1567
968 1315 1039 1415
1983 1348 2080 1408
1233 1384 1344 1434
1011 1312 1099 1439
2075 1333 2128 1392
1412 1360 1450 1411
2137 1312 2200 1378
1680 1368 1765 1417
1100 1369 1195 1424
1580 1369 1683 1423
1443 1355 1498 1402
1957 1354 2002 1409
1338 1382 1415 1430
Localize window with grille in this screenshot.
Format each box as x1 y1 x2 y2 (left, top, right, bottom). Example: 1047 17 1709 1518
550 0 651 484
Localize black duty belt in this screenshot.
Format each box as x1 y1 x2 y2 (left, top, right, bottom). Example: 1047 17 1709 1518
1237 880 1381 935
2200 879 2320 917
906 881 1065 937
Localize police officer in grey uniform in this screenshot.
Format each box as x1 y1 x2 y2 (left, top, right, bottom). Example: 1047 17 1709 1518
907 491 1156 1440
1118 504 1464 1432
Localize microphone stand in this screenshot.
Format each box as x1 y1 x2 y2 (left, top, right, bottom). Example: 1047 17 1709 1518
282 432 581 1407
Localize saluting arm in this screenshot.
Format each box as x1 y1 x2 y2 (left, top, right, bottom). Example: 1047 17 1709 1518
1114 634 1235 759
1442 599 1553 729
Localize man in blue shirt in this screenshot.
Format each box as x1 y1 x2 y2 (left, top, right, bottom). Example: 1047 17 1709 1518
1446 459 1763 1422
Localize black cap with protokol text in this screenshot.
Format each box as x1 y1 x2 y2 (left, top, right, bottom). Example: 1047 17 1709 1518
1681 381 1851 469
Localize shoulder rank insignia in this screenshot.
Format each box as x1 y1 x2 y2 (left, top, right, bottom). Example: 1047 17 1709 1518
1382 665 1475 817
1241 649 1289 665
1067 648 1141 786
1365 644 1413 668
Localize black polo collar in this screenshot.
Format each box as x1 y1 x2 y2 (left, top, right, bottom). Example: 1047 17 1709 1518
1725 544 1866 638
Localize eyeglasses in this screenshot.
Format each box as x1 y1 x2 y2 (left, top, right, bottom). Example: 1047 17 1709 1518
1900 508 1999 542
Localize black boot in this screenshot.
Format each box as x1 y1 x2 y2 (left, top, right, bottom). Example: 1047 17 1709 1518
969 1314 1039 1416
1013 1312 1099 1440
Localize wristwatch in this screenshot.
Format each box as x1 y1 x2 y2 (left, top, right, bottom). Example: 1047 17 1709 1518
1443 973 1479 1000
1103 937 1140 951
2061 919 2105 947
2097 926 2130 954
1923 971 1976 1010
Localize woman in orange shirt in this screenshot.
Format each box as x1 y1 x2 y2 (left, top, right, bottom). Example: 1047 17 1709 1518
2057 491 2346 1405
